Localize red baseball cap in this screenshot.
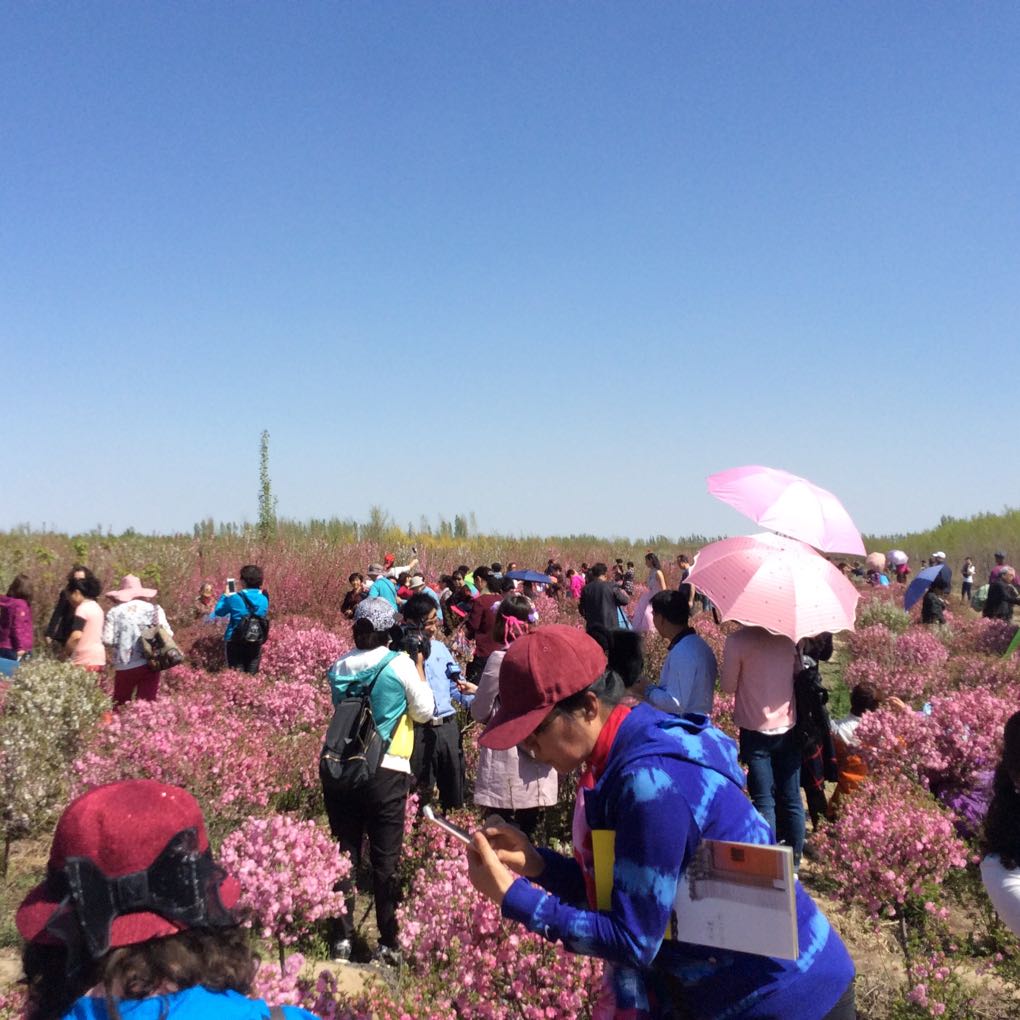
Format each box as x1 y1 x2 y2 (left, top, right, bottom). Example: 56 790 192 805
17 780 239 950
480 625 607 750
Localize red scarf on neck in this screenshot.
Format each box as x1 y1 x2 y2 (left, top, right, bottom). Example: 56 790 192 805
573 704 631 907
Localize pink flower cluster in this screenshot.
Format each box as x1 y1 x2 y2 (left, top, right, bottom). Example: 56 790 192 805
842 624 949 700
854 688 1015 806
530 592 559 625
219 813 350 946
939 616 1017 656
252 951 306 1004
396 844 602 1018
814 775 969 919
71 667 331 827
259 622 352 685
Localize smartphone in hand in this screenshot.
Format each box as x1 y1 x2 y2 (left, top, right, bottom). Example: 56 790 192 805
422 805 471 845
226 578 236 594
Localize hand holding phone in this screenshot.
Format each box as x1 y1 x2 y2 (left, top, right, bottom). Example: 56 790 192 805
226 578 236 594
422 805 472 846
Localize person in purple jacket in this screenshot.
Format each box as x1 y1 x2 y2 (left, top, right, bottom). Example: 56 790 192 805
0 573 34 660
466 625 856 1020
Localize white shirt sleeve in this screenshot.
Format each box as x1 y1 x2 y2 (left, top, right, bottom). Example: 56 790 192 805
981 855 1020 937
158 605 172 636
390 651 436 723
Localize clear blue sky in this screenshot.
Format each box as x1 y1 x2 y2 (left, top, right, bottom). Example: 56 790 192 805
4 3 1018 540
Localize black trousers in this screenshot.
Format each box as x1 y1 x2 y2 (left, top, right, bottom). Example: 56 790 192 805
225 640 262 674
410 716 465 811
821 980 856 1020
323 767 410 949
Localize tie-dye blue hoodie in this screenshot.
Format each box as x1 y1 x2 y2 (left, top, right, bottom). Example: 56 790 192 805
501 704 854 1019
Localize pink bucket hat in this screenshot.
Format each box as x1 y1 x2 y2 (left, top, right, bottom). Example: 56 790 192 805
106 574 158 602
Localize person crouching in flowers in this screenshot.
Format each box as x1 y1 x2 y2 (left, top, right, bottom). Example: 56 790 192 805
465 625 857 1020
16 779 318 1020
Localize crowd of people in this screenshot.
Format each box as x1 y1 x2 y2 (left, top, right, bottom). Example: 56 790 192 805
5 544 1020 1019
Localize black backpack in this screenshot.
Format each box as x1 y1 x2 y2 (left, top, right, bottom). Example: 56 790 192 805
231 591 270 646
319 651 398 794
793 662 838 782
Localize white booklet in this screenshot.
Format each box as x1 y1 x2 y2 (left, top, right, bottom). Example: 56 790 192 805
592 833 799 960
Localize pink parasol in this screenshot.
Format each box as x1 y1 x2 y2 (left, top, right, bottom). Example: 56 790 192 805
707 465 866 556
687 533 859 641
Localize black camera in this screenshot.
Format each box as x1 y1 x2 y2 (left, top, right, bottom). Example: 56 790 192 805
390 624 431 662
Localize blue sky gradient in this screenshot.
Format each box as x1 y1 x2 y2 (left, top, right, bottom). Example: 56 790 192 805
4 4 1018 538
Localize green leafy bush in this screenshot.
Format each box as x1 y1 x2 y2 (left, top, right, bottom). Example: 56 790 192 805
0 658 108 869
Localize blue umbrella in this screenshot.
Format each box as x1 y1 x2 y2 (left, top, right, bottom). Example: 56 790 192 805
506 569 555 584
904 565 951 612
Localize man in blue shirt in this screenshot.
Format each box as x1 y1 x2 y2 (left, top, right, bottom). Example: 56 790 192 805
401 592 468 811
213 564 269 674
366 563 399 609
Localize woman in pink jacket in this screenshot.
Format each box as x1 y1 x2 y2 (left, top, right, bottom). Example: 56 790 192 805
468 594 558 838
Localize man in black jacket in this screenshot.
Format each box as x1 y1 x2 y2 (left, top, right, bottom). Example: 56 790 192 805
983 566 1020 621
578 562 630 634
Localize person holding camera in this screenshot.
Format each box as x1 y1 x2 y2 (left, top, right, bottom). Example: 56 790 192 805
213 564 269 674
401 592 469 812
323 597 435 964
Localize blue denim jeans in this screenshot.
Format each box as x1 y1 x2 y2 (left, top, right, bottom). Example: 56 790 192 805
739 727 806 865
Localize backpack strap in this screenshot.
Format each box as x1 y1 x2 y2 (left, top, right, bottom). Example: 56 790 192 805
238 591 258 615
268 1007 287 1020
359 650 399 697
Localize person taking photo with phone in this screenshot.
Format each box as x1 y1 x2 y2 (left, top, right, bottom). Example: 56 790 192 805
213 564 269 674
465 625 856 1020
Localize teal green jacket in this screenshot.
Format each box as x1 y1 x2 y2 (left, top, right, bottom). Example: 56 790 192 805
327 650 407 743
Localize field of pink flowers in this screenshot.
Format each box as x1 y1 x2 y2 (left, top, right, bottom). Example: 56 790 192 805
1 541 1019 1018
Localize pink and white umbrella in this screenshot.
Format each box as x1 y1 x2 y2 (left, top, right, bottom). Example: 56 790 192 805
687 532 859 641
707 465 866 556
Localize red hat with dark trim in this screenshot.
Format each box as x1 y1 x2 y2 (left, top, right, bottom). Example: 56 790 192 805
17 780 239 953
480 625 607 750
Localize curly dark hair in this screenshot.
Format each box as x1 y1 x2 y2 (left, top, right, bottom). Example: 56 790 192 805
983 711 1020 870
23 927 257 1020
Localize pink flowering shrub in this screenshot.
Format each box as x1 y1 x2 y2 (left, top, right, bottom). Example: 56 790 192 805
397 849 601 1018
814 775 969 919
939 616 1016 657
0 987 26 1020
220 814 349 948
530 592 559 625
693 614 726 667
855 690 1014 808
949 653 1020 695
71 670 330 833
896 629 949 669
711 690 738 742
842 626 949 700
845 624 897 663
259 622 352 685
252 952 306 1005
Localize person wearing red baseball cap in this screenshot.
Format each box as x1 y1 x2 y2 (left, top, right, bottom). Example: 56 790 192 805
17 780 318 1020
466 625 857 1020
